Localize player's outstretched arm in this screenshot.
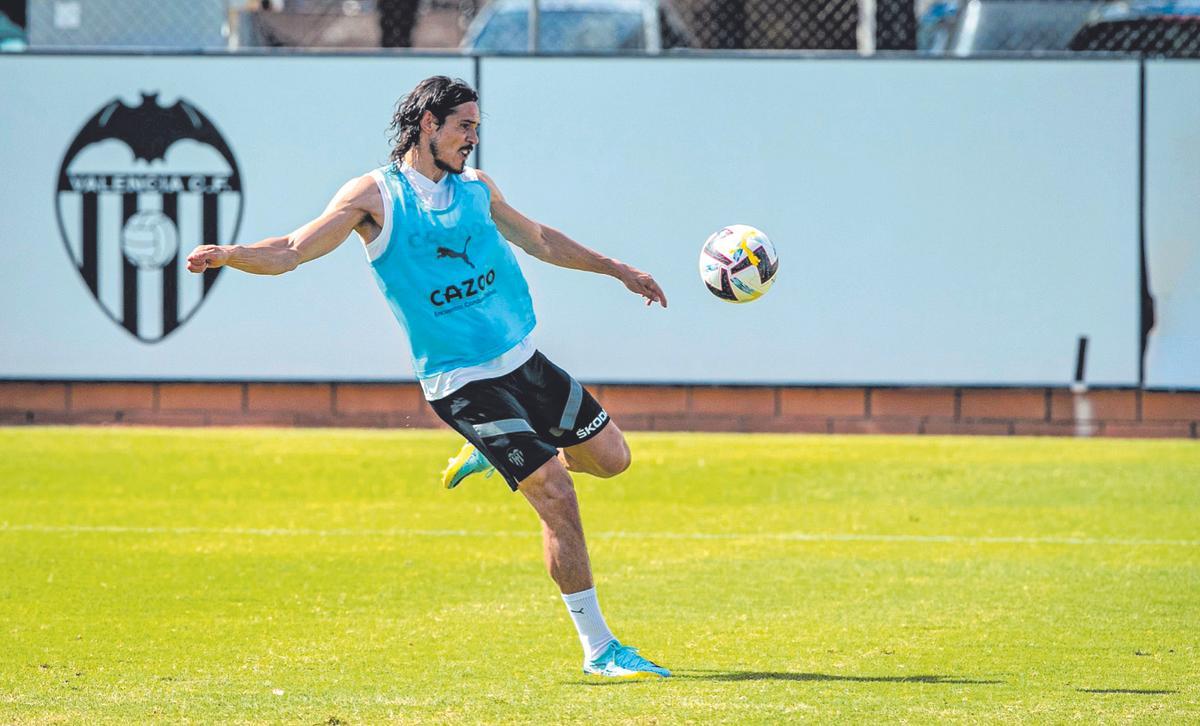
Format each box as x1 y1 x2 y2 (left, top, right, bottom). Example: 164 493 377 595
476 171 667 308
186 175 383 276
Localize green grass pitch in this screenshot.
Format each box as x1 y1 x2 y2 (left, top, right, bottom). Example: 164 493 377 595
1 427 1197 723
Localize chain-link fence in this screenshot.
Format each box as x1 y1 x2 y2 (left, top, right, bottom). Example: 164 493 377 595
1 0 1197 56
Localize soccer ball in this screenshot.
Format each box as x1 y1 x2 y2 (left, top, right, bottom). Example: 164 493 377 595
699 225 780 303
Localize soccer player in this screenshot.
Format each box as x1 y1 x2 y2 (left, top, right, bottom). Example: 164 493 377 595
185 76 670 678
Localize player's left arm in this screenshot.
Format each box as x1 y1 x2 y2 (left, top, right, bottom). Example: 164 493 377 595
476 170 667 308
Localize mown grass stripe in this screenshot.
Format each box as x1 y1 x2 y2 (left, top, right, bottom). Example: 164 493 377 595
1 522 1195 547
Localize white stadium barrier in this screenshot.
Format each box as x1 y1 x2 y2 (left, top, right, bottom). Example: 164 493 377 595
0 54 1192 387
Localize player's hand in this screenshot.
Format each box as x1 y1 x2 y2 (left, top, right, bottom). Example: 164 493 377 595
186 245 232 273
619 265 668 308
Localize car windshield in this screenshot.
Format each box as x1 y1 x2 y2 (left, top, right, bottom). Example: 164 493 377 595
470 9 645 52
952 0 1105 52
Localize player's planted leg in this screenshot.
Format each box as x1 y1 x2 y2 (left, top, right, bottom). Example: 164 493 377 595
519 458 592 593
518 457 670 678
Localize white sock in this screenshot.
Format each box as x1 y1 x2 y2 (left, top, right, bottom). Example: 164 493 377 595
561 587 616 661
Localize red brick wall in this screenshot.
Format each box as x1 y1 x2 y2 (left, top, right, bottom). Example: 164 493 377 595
1 382 1198 439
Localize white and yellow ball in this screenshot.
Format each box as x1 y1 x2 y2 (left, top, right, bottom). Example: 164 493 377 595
699 224 779 303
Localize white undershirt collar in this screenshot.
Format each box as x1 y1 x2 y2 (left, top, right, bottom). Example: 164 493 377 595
399 162 454 210
400 162 449 192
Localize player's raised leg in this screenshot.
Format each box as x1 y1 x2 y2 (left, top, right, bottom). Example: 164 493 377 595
440 420 627 490
518 456 669 678
559 420 631 479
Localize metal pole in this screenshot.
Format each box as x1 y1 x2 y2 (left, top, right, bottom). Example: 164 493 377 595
529 0 539 53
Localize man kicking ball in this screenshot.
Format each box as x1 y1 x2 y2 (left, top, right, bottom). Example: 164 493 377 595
186 76 670 678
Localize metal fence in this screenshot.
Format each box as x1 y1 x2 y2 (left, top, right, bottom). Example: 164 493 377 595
1 0 1197 56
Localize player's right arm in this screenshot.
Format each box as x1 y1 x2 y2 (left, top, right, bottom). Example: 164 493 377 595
185 175 383 276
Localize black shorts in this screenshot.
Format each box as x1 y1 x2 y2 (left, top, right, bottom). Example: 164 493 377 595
428 351 611 491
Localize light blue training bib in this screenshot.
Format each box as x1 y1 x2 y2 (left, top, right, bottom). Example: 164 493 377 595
366 164 536 377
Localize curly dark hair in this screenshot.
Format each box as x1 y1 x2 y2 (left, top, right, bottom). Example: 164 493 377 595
387 76 479 165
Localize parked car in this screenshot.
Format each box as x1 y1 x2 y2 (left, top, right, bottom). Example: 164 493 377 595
0 10 26 51
946 0 1107 54
918 0 960 52
1069 0 1200 56
460 0 696 53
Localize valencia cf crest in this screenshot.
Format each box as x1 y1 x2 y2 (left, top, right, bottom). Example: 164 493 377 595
507 448 525 467
55 93 243 342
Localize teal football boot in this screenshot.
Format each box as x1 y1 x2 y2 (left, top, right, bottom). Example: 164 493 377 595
440 442 494 489
583 640 671 678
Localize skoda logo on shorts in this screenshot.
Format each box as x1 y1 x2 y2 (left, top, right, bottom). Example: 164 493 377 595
507 448 525 467
55 92 243 342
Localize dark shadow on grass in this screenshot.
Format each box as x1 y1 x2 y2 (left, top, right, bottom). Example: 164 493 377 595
1078 688 1177 695
570 670 1002 686
677 670 1002 685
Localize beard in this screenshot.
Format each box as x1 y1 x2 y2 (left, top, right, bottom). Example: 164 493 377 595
431 137 470 174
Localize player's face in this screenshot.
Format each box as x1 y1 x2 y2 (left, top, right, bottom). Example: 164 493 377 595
430 102 480 175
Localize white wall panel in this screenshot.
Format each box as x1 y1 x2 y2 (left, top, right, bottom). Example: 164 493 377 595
0 55 1147 384
480 58 1141 385
0 55 473 380
1145 60 1200 389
